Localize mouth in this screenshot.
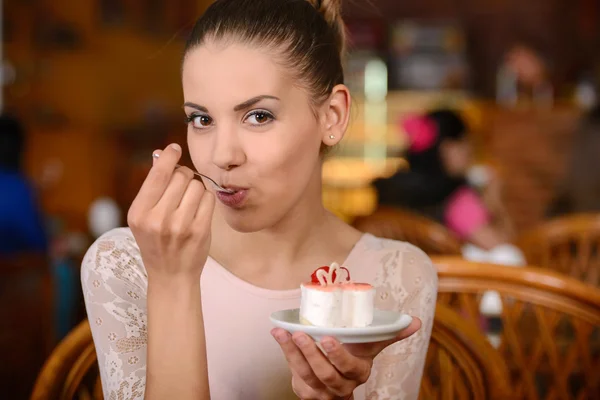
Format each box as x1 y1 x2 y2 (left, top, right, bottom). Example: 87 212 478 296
216 187 249 208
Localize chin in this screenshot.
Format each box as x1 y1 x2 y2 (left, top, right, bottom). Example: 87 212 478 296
220 206 285 233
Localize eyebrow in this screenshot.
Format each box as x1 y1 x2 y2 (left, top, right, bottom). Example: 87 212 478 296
183 95 280 114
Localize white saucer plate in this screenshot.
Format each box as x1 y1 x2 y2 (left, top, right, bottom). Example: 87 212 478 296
270 308 413 343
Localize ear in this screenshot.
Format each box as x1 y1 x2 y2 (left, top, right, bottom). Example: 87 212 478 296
320 84 351 147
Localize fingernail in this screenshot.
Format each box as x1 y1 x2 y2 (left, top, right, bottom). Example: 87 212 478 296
152 152 160 159
170 143 182 152
272 330 289 344
321 340 336 352
293 335 308 346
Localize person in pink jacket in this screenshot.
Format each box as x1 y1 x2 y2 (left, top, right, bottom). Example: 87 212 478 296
375 109 514 250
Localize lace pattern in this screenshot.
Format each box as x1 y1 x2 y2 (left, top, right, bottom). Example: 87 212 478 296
363 239 437 399
81 228 437 400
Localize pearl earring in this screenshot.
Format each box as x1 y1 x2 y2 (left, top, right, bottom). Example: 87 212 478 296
329 134 335 139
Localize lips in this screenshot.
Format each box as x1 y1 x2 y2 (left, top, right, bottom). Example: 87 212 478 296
216 188 249 208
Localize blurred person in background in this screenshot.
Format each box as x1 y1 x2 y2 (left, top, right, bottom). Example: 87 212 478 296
0 115 48 255
547 105 600 217
374 109 516 253
504 43 549 92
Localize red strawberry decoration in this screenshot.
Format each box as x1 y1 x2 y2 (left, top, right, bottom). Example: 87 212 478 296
310 265 351 284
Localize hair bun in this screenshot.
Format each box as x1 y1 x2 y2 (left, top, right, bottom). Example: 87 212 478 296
307 0 345 54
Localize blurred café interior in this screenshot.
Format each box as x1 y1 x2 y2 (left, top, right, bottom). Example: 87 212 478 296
2 0 600 399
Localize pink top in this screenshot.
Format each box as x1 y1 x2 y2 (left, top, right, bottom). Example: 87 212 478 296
444 187 491 239
81 228 437 400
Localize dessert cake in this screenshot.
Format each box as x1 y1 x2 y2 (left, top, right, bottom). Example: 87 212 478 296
299 262 375 328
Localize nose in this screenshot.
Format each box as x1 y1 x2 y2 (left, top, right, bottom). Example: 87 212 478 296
211 127 246 171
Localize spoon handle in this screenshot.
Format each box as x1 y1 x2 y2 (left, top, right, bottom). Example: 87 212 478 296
152 152 232 193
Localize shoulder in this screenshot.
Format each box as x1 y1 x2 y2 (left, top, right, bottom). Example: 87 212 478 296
358 234 437 289
81 227 147 288
358 234 433 265
356 235 437 321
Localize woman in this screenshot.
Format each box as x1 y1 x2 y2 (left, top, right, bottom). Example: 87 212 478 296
81 0 437 399
374 109 514 251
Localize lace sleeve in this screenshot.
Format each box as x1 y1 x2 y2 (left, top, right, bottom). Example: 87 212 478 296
80 228 148 400
365 241 438 400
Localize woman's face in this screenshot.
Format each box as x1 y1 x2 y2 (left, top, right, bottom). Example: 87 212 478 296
440 138 472 177
181 42 348 232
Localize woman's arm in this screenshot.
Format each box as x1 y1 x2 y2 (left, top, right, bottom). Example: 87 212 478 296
81 230 150 400
146 278 209 399
127 144 214 399
364 244 438 399
467 224 508 250
82 230 211 400
481 177 516 241
83 144 214 400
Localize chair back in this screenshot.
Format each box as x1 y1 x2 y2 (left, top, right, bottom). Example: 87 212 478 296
35 308 513 400
518 213 600 286
353 207 462 255
420 304 512 400
31 320 102 400
432 256 600 400
1 253 53 398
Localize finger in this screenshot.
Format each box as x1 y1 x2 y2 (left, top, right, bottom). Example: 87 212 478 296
152 149 162 166
192 190 215 231
376 316 422 350
320 337 371 383
154 166 194 212
291 372 321 400
177 179 206 218
345 317 422 358
292 332 352 396
271 329 325 391
136 144 182 208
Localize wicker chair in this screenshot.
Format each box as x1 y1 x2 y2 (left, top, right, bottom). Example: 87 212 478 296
353 207 462 255
432 256 600 400
30 320 101 400
420 303 511 399
32 306 511 399
518 213 600 286
1 253 53 398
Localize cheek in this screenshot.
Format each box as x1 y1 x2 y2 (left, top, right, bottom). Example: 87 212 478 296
461 145 473 165
251 129 321 182
187 131 212 171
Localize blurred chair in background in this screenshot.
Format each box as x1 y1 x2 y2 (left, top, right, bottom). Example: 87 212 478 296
421 303 511 400
546 106 600 218
30 320 101 400
353 207 462 255
433 256 600 400
31 303 512 400
518 213 600 286
1 253 53 399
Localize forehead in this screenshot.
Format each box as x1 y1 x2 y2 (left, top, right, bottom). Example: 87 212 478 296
182 42 294 102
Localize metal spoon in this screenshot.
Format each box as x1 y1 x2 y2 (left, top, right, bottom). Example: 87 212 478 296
152 153 233 193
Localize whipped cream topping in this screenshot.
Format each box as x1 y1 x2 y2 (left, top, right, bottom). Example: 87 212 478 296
315 262 350 286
